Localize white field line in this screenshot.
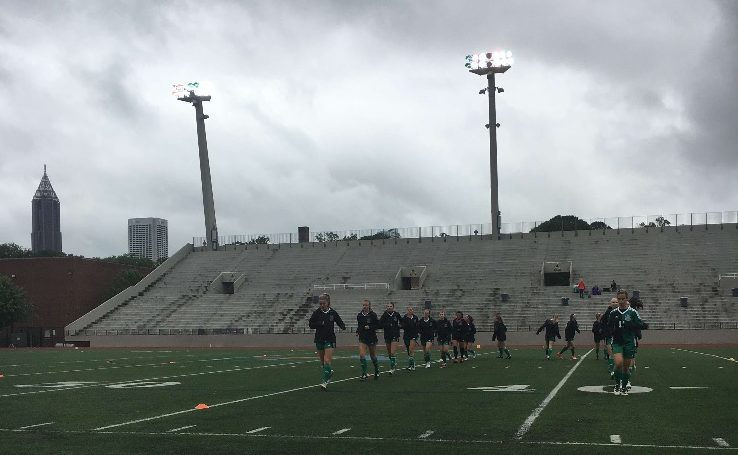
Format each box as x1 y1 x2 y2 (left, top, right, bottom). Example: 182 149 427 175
332 428 351 435
610 434 622 443
418 430 434 439
515 349 592 440
167 425 196 433
1 359 319 399
523 440 738 451
670 387 709 390
673 348 738 364
89 353 468 432
17 422 54 430
714 438 730 448
3 427 737 451
245 427 270 434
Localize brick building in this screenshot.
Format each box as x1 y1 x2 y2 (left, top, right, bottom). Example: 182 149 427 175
0 257 152 347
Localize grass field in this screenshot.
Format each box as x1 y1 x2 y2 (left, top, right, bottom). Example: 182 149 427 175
1 344 737 454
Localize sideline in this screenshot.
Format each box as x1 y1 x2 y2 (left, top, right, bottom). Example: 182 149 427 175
514 349 593 440
672 348 738 363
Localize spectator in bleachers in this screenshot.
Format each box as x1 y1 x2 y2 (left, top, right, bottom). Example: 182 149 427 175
591 285 601 296
553 263 561 272
610 280 617 292
536 315 561 359
309 293 346 389
577 279 586 298
492 313 511 359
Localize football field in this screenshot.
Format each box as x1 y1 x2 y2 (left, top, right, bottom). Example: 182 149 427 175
0 344 736 454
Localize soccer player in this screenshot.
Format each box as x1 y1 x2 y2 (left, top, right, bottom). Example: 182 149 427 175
356 299 380 380
402 306 420 370
308 293 346 389
418 308 437 368
436 310 453 367
608 290 648 396
592 313 604 360
557 313 580 360
379 302 403 374
465 314 477 359
536 314 561 359
492 313 511 359
601 298 619 377
451 311 468 363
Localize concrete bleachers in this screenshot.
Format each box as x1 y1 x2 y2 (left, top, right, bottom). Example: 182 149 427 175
68 224 738 336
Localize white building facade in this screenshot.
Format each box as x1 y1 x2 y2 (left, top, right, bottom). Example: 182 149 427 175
128 217 168 262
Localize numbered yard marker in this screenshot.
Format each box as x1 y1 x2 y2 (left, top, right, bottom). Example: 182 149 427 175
468 385 534 392
107 381 181 389
578 385 653 394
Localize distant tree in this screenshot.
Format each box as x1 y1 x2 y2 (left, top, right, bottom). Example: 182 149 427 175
246 235 270 245
101 254 157 269
315 232 340 243
342 233 358 241
530 215 590 233
638 221 657 228
590 221 612 230
360 229 401 240
0 243 32 258
655 216 671 227
102 269 146 301
0 275 31 341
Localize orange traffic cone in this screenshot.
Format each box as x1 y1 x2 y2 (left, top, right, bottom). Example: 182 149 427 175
194 403 209 410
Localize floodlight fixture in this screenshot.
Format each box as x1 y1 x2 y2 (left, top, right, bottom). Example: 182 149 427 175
479 88 487 95
465 50 513 75
496 87 505 93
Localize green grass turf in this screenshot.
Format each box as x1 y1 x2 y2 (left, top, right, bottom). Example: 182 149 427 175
0 345 736 454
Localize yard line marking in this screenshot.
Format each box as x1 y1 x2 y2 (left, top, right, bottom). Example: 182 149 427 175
673 348 738 363
610 434 622 444
418 430 434 439
332 428 351 435
669 386 709 390
714 438 730 447
167 425 196 433
524 440 738 451
515 349 592 440
2 359 319 399
245 427 271 434
18 422 54 430
89 355 444 432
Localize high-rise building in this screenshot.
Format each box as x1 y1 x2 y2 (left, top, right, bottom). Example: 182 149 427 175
31 165 62 254
128 218 168 262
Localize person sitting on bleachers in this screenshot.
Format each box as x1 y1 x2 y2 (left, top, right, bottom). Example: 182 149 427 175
610 280 617 292
591 285 601 296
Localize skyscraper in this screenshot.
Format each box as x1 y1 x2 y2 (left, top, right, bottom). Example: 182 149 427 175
128 218 168 262
31 165 62 254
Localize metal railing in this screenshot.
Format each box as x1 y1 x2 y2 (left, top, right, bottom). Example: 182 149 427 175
193 210 738 247
312 283 390 290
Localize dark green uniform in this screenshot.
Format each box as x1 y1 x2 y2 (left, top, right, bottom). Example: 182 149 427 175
380 311 403 343
492 321 511 359
402 314 420 347
418 317 437 345
608 306 648 392
436 318 452 345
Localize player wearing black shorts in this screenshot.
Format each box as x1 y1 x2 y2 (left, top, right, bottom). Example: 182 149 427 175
601 298 619 376
451 311 468 363
402 306 420 371
356 299 380 380
418 308 437 368
492 313 511 359
536 314 561 360
464 314 477 359
592 313 605 360
379 302 403 374
308 293 346 389
436 310 452 367
557 313 580 360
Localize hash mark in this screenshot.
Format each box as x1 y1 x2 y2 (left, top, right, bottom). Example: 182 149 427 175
332 428 351 435
418 430 434 439
610 434 622 444
246 426 271 434
713 438 729 447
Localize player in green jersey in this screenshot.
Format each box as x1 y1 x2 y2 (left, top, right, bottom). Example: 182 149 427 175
536 314 561 359
557 313 580 360
401 306 420 371
592 313 605 360
308 293 347 389
379 302 403 374
608 290 648 396
356 299 380 381
465 314 477 359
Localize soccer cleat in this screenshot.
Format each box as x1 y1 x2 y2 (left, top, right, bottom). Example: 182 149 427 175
410 365 416 371
359 374 367 381
321 382 328 390
622 387 629 396
439 362 447 368
610 371 615 379
626 381 631 388
571 356 578 360
425 362 431 368
497 354 503 359
506 355 512 359
374 371 379 380
613 385 621 395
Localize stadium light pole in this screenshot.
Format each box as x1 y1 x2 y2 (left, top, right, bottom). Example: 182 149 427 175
466 50 513 236
174 83 219 250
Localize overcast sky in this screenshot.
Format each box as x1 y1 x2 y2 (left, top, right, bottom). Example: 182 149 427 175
1 1 736 257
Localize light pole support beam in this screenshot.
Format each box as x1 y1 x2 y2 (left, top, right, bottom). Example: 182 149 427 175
487 72 500 235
